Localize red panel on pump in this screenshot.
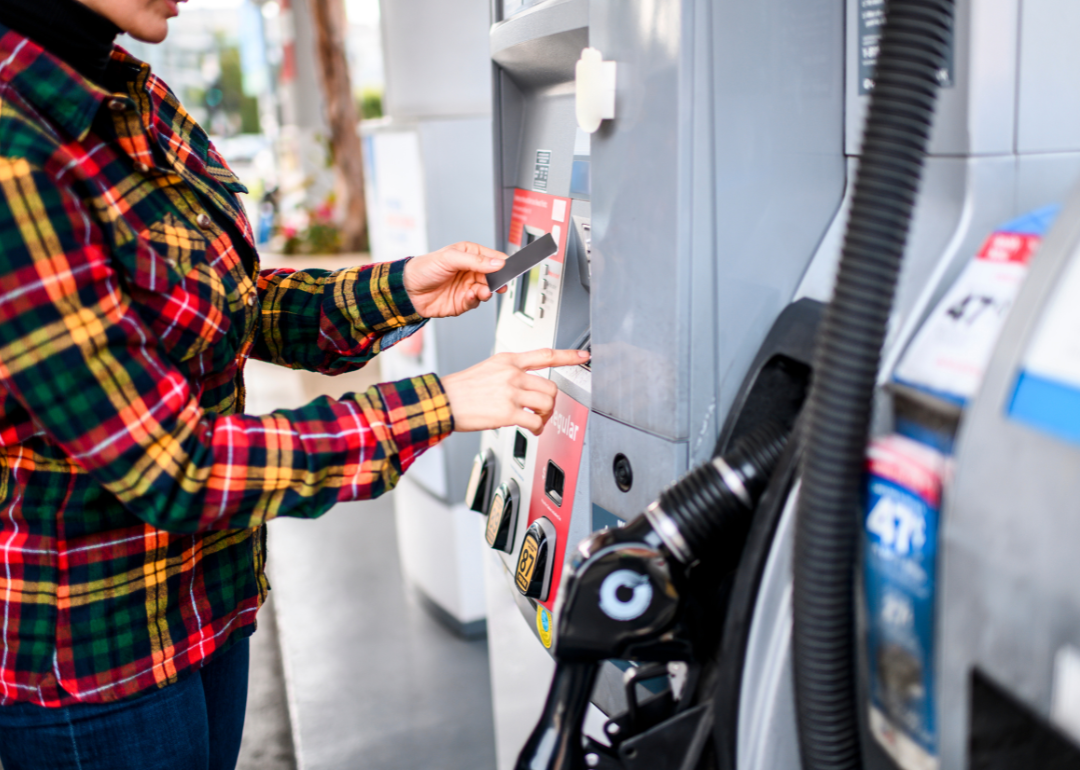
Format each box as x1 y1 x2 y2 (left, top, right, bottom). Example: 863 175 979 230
509 189 572 270
528 389 589 611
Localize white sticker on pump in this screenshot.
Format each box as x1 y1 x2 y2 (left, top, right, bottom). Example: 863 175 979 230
894 230 1040 404
551 199 567 223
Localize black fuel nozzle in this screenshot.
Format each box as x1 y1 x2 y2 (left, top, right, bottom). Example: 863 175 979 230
515 422 790 770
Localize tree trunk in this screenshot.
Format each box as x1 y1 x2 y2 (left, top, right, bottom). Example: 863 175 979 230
308 0 367 252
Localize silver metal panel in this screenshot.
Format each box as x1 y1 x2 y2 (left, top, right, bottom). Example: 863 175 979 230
845 0 1020 157
590 0 844 446
381 0 493 119
589 0 685 440
589 413 688 520
1016 153 1080 213
1017 1 1080 153
511 92 578 197
708 0 845 443
565 419 594 557
685 0 719 467
490 0 588 90
938 180 1080 769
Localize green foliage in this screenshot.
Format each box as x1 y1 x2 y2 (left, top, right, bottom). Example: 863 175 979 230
303 221 343 254
359 87 384 120
217 46 261 135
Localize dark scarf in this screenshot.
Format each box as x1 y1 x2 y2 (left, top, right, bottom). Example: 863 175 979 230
0 0 121 85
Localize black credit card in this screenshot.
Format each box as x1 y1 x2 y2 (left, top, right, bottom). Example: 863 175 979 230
486 233 558 291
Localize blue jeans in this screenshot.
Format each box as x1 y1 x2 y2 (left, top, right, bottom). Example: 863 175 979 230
0 637 250 770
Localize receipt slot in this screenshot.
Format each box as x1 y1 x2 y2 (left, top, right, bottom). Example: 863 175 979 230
485 479 520 553
515 518 558 601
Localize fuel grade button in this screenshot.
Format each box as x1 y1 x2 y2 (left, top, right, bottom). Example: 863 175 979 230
515 518 558 601
485 479 520 552
465 449 496 514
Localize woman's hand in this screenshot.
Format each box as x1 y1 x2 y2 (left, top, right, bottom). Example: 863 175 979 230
403 242 509 318
441 348 590 435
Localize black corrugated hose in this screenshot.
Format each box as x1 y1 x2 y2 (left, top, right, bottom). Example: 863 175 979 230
657 422 788 567
791 1 953 769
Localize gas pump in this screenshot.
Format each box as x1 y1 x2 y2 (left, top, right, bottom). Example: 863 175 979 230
510 0 1080 769
475 0 847 764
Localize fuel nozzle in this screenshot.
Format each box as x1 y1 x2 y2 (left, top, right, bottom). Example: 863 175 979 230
516 422 790 770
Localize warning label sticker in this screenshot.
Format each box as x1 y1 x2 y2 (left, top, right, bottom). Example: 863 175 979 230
858 0 953 94
536 606 553 649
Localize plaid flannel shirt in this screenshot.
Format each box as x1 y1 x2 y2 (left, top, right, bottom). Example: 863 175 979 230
0 28 453 706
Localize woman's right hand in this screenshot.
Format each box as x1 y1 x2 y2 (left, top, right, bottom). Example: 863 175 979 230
441 348 590 436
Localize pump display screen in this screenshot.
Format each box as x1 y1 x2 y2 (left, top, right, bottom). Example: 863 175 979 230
515 266 543 320
514 230 547 321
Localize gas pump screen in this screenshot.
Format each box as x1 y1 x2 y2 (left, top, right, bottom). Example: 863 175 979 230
487 232 557 292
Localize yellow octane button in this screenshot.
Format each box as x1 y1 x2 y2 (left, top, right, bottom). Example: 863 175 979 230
516 530 540 594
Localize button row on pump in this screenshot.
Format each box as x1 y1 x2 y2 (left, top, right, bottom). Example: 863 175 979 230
537 262 557 320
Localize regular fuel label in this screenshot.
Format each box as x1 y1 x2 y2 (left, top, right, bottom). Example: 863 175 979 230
863 434 947 770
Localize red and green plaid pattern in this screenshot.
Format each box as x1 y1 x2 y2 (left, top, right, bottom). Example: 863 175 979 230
0 27 452 706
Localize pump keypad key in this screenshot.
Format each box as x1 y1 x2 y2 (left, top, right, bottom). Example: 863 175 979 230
486 480 519 552
515 518 557 600
515 532 541 594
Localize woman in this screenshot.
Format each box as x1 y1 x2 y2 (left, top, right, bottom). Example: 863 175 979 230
0 0 587 767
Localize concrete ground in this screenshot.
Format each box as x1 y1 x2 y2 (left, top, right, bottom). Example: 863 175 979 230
237 589 296 770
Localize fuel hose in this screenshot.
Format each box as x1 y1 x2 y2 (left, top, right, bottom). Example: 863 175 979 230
651 422 788 569
790 2 954 769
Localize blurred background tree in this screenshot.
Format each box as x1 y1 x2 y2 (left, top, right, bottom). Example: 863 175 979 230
309 0 367 252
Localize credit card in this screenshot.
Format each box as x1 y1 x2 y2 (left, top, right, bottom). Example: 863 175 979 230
486 233 558 291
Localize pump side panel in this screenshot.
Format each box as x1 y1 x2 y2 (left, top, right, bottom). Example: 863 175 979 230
589 0 684 440
940 183 1080 769
708 0 846 438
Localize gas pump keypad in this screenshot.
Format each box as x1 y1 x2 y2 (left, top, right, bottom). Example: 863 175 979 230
465 449 496 514
486 480 520 552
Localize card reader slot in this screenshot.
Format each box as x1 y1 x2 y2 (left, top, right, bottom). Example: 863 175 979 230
544 460 565 506
513 430 529 468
